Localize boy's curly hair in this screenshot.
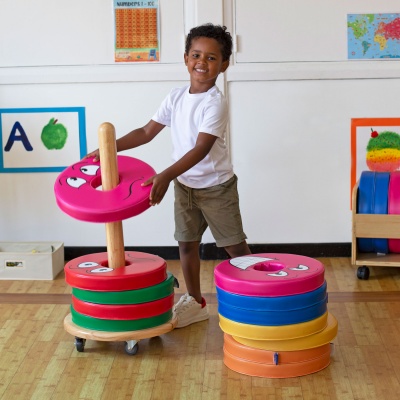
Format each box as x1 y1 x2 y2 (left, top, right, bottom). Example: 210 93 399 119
185 23 233 61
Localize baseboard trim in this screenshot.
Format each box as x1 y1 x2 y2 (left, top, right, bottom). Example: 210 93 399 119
65 243 351 261
201 242 351 260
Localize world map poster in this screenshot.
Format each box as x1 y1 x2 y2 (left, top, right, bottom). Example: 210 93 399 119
347 13 400 59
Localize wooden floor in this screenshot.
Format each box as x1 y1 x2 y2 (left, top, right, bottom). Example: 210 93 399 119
0 257 400 399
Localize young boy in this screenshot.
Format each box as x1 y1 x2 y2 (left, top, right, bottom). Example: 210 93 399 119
87 23 251 328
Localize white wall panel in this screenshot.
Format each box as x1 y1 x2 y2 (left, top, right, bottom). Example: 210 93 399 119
229 78 400 243
0 81 179 246
0 0 184 67
234 0 400 62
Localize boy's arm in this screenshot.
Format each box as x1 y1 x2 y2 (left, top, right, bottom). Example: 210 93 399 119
143 132 217 205
85 120 165 161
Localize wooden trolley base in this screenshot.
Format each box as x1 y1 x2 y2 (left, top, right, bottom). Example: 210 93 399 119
64 312 178 355
352 181 400 279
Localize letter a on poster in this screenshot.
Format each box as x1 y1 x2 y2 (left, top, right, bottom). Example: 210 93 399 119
114 1 160 62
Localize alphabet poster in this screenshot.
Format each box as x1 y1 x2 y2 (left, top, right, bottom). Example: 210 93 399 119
114 1 160 62
0 107 86 173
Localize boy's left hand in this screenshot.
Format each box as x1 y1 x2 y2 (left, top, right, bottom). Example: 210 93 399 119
142 173 171 206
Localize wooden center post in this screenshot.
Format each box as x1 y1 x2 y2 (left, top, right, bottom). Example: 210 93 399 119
98 122 125 269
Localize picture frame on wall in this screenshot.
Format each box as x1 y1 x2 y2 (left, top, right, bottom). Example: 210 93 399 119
350 117 400 206
0 107 86 173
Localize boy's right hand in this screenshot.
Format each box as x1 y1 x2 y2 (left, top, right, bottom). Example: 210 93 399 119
142 172 171 206
83 149 100 162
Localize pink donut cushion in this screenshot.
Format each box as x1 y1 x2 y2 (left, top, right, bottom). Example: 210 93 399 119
54 155 156 223
64 251 167 291
214 253 325 297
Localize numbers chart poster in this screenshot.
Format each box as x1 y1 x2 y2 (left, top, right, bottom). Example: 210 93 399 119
114 1 160 63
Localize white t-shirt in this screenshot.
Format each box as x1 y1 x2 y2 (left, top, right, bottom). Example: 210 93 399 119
152 84 234 189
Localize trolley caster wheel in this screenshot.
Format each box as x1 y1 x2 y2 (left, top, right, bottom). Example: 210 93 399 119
357 266 370 280
74 337 86 352
124 340 139 355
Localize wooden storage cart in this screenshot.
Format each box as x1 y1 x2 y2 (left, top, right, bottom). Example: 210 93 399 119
352 181 400 279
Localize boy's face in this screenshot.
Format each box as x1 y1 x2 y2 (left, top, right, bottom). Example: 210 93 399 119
184 37 229 93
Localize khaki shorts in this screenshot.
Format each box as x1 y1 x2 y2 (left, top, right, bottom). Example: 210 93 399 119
174 175 247 247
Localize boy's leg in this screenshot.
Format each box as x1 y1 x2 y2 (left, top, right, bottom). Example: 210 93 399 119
196 175 249 256
174 240 209 328
173 180 209 328
178 240 202 303
224 240 251 258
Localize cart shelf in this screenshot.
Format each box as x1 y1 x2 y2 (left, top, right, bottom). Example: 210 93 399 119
351 181 400 278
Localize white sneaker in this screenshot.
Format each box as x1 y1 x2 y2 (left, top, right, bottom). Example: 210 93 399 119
174 293 209 328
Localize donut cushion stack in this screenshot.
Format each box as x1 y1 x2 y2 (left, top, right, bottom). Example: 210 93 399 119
357 170 400 253
214 254 338 378
55 155 176 333
65 251 175 332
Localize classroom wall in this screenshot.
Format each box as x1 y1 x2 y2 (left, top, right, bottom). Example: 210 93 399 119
1 0 400 248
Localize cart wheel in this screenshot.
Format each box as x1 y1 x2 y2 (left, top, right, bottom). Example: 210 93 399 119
75 337 86 352
357 266 370 280
124 340 139 355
